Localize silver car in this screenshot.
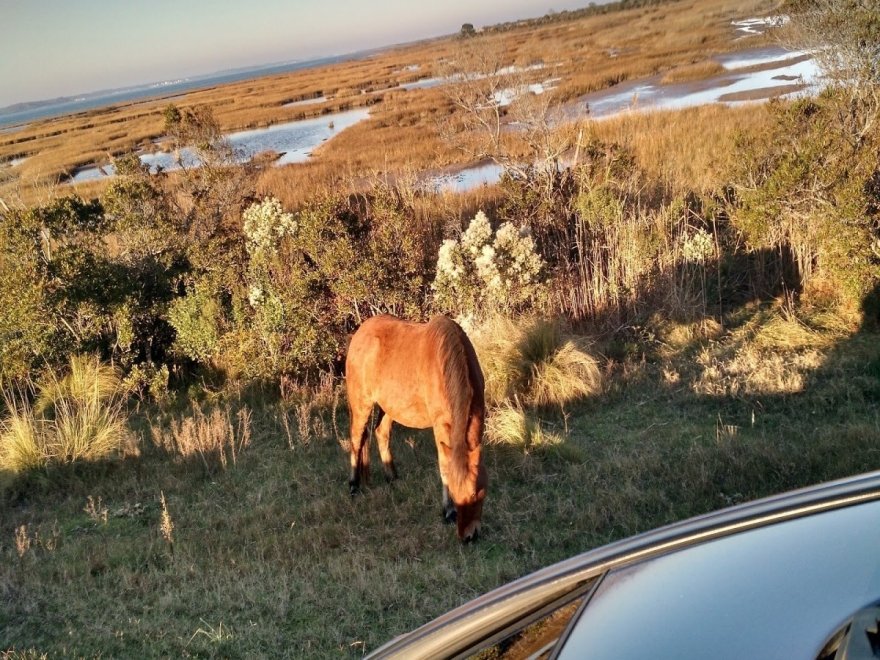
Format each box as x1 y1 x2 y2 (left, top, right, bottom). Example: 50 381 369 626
368 470 880 659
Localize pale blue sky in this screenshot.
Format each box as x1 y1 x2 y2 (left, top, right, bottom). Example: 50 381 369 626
1 0 594 108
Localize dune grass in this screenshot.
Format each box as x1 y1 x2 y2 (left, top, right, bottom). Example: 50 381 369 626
471 315 602 409
3 307 877 657
0 356 130 473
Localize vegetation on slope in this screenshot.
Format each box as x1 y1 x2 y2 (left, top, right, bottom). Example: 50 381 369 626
2 0 880 656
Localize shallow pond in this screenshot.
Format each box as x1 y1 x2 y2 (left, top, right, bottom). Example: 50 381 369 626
575 47 819 119
427 162 507 194
70 108 369 182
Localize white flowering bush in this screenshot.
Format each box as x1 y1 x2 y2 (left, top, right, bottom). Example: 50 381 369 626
679 227 715 263
434 211 545 315
242 197 297 255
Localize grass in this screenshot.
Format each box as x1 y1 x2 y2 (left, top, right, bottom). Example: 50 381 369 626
0 356 130 473
470 316 603 408
1 0 869 656
2 306 879 657
150 403 253 475
660 60 726 84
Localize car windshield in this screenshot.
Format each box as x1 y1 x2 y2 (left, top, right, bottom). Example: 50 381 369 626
560 499 880 660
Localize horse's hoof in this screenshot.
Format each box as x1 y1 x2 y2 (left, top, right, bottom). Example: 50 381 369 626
382 461 398 483
443 508 457 524
349 481 360 496
461 529 479 544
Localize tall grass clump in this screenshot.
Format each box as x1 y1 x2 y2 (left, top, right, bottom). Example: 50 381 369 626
486 400 565 449
151 404 252 474
0 395 44 472
0 355 129 473
471 316 602 408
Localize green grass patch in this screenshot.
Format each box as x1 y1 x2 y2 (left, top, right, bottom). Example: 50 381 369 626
2 315 880 657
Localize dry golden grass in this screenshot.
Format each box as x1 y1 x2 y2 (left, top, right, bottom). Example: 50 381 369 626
485 400 565 448
0 396 44 472
684 300 862 399
0 356 130 473
470 315 602 408
1 0 781 206
660 59 726 83
585 102 773 193
150 404 252 474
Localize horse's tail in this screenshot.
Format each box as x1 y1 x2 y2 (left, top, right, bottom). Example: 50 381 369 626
433 317 485 502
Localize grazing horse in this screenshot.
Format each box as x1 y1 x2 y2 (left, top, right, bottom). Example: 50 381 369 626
345 315 488 542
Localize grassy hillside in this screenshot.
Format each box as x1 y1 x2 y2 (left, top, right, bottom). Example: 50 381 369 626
2 306 879 657
3 0 880 657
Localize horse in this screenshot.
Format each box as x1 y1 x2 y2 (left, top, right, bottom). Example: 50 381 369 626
345 314 488 542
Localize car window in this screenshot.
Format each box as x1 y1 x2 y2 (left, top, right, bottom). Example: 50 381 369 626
558 499 880 660
470 595 587 660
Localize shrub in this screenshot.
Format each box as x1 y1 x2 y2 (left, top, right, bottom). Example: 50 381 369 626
122 361 171 402
167 282 225 364
242 197 298 256
731 94 880 309
433 210 545 317
224 190 434 381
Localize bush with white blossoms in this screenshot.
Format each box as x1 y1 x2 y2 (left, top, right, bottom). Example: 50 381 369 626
679 227 715 264
434 210 545 315
243 198 296 326
242 197 297 255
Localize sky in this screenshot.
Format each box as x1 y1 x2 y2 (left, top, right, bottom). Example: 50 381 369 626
1 0 595 108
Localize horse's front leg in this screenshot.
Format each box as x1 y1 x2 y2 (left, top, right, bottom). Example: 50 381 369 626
434 426 457 524
440 483 456 524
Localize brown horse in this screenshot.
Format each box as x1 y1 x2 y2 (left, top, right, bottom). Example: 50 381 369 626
345 314 487 542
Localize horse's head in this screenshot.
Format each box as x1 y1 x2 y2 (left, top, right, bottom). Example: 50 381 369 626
454 462 488 543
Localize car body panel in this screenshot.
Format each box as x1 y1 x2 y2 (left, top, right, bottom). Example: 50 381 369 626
559 497 880 659
367 470 880 660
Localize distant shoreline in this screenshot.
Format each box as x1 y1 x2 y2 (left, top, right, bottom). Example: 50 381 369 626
0 49 379 129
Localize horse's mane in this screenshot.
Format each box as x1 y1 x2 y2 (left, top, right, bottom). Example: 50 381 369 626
427 316 483 501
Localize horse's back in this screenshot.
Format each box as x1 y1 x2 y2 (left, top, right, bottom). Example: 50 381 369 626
346 315 436 427
347 314 428 376
346 315 482 429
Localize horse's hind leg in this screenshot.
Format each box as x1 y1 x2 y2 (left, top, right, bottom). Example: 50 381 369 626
374 411 398 482
348 403 372 495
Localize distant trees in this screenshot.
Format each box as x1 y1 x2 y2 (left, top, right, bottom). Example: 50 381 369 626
460 23 476 38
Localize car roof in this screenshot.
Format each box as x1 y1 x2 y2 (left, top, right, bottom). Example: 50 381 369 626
367 470 880 659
